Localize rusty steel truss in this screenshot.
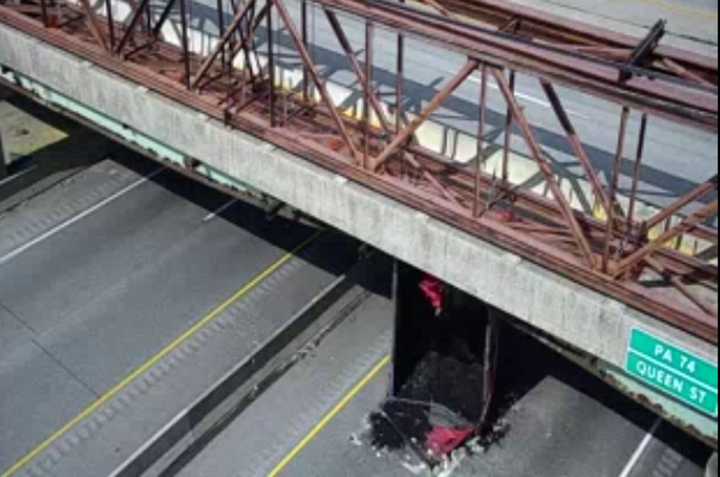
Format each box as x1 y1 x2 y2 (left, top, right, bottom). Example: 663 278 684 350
0 0 717 342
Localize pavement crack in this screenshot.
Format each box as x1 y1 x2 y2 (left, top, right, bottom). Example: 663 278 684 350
0 299 38 334
31 337 101 399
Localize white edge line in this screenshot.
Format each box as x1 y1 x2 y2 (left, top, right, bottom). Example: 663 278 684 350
203 198 239 222
618 417 662 477
0 167 164 266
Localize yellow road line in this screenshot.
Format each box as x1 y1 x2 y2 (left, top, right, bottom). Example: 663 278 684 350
268 354 392 477
1 229 324 477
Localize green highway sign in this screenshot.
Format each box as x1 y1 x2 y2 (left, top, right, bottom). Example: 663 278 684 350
626 329 718 418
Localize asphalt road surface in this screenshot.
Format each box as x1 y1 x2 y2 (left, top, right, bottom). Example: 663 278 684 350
0 147 359 475
171 290 713 477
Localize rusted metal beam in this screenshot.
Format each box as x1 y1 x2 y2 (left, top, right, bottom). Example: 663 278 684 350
627 113 648 230
191 0 256 90
323 8 392 134
501 69 514 182
216 0 227 70
114 0 150 54
418 0 457 19
614 200 719 278
619 19 666 82
647 257 717 320
178 0 191 89
324 9 392 134
230 1 267 86
267 0 276 127
77 0 108 51
603 107 630 273
491 67 596 268
301 0 309 102
662 58 716 90
272 0 360 161
433 0 716 88
371 59 478 170
122 0 181 57
474 64 488 217
104 0 115 49
540 79 611 215
40 0 48 27
312 0 717 132
395 1 405 134
645 175 719 232
151 0 179 39
363 20 373 167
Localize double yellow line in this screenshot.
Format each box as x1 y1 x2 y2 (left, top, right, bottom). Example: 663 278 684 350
1 230 323 477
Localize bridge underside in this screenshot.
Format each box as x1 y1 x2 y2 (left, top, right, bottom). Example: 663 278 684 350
0 0 717 443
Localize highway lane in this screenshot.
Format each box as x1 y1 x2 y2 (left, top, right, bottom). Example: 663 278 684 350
271 322 712 477
0 152 359 475
169 277 712 477
514 0 718 47
172 271 397 477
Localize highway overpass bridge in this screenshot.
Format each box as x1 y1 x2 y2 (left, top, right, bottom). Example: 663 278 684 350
0 0 717 456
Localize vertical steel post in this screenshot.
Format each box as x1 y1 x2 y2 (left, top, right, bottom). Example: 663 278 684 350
474 64 488 217
603 106 630 273
395 0 405 134
40 0 49 27
144 0 152 34
502 69 515 182
364 21 374 168
301 0 309 102
105 0 115 50
178 0 192 89
627 113 648 230
479 308 500 428
217 0 227 70
267 0 276 126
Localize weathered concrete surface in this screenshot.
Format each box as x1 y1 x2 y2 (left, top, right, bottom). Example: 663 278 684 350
0 22 715 375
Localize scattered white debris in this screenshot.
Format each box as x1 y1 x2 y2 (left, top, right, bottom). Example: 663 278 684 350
349 433 363 447
401 461 429 475
362 415 373 431
466 437 486 455
432 448 469 477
